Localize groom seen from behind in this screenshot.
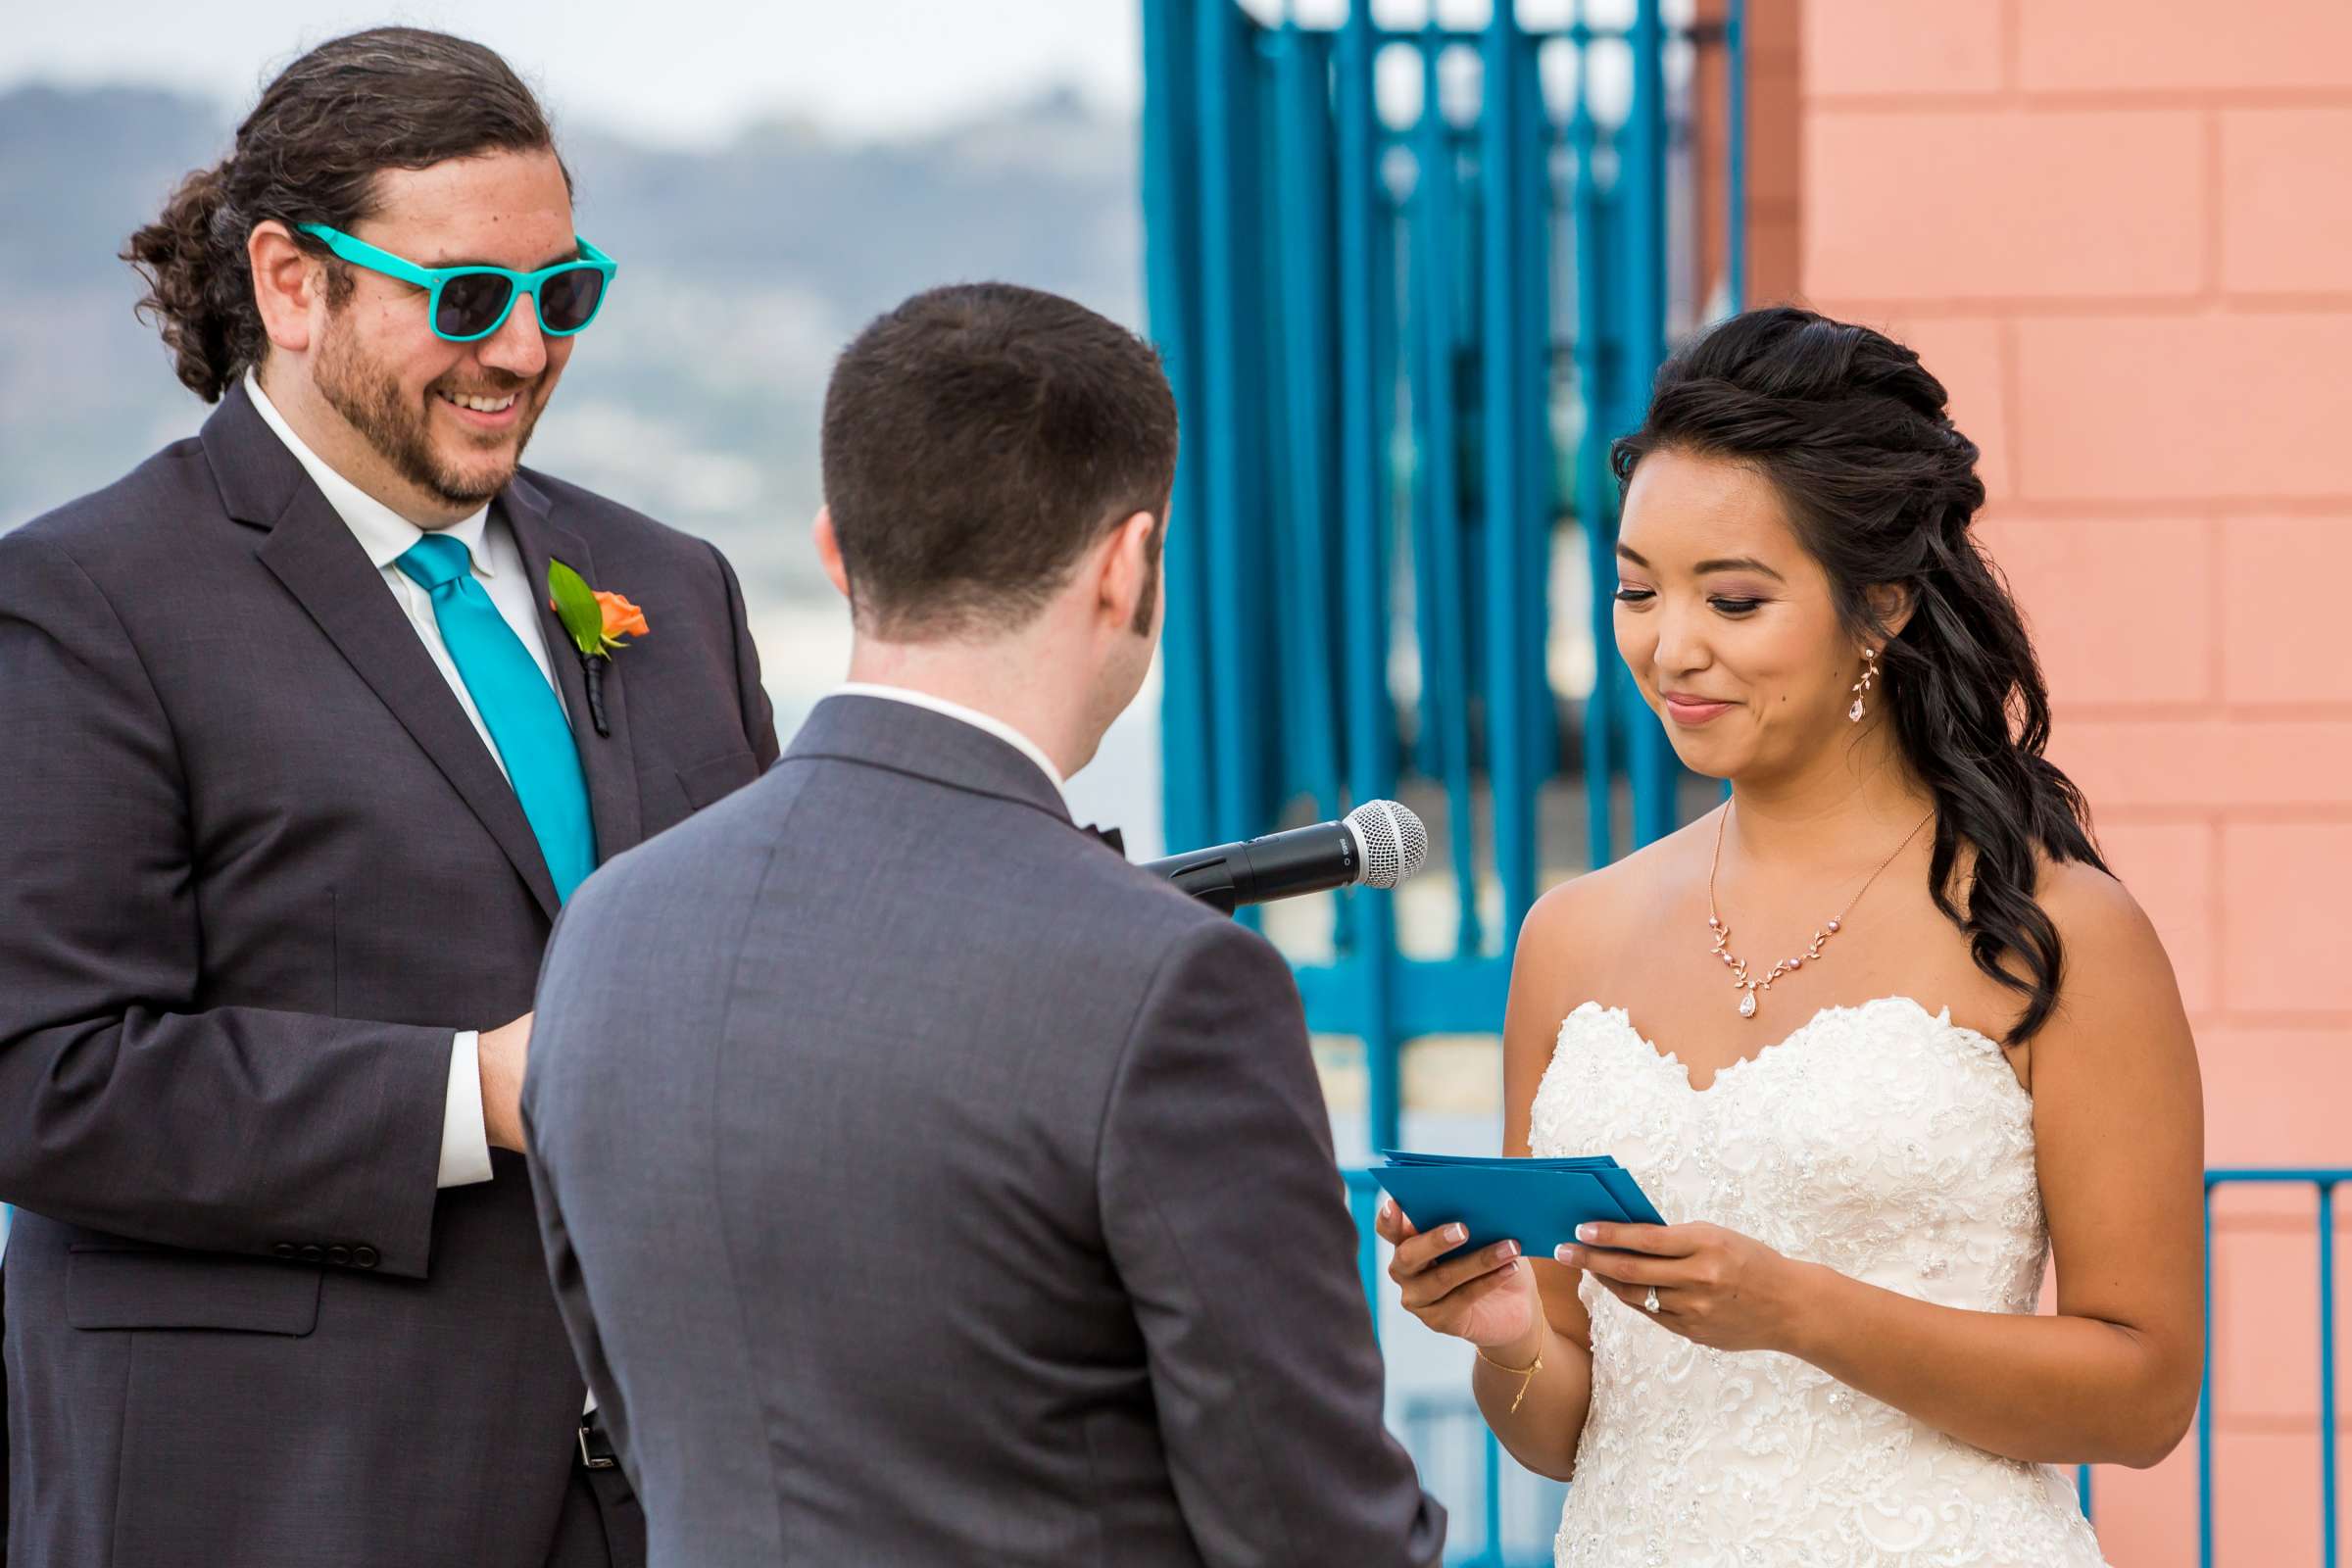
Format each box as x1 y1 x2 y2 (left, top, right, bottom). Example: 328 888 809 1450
523 283 1446 1567
0 28 775 1568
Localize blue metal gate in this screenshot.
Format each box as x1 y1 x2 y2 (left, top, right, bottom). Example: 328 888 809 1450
1143 4 1743 1560
1142 0 1742 1169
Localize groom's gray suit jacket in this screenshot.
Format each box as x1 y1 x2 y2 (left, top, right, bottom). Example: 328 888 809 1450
0 382 778 1567
523 693 1445 1567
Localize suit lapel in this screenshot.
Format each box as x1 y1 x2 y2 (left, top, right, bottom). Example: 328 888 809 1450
501 481 646 863
251 481 564 921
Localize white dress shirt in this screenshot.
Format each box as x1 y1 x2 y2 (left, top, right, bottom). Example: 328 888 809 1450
246 371 566 1193
833 682 1070 811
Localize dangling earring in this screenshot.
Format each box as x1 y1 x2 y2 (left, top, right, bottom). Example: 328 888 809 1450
1848 647 1878 723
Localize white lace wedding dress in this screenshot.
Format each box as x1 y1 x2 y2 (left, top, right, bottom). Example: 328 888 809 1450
1527 996 2108 1567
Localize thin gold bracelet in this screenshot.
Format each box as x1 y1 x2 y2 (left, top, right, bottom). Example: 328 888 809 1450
1475 1341 1544 1415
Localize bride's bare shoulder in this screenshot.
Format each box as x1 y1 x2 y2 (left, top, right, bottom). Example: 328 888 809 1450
1504 815 1718 1143
1515 809 1717 980
1525 810 1714 929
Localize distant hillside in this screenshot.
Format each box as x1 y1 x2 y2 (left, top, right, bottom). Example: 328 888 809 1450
0 82 1143 606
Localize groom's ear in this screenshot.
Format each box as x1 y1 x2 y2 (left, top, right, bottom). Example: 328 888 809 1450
1093 508 1159 634
811 507 853 605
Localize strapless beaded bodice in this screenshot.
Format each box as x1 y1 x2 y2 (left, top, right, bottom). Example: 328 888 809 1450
1528 997 2107 1567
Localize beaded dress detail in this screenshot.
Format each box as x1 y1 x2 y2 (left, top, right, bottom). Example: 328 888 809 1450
1529 997 2108 1568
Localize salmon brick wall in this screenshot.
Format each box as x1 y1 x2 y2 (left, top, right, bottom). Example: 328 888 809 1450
1778 0 2352 1559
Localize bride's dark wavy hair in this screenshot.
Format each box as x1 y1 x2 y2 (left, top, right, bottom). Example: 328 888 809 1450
1611 306 2104 1045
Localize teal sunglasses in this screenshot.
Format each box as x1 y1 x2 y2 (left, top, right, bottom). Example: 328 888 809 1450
295 222 617 343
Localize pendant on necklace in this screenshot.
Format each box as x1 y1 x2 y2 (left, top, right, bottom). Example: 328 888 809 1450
1707 802 1935 1027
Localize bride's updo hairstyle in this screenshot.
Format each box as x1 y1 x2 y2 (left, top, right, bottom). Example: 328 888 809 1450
1611 306 2105 1045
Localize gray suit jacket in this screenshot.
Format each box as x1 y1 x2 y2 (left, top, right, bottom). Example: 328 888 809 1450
523 694 1444 1567
0 382 778 1568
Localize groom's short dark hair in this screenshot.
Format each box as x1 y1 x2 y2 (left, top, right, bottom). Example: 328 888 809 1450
820 283 1179 640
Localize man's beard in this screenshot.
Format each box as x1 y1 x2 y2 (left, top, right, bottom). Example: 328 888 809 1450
316 322 542 510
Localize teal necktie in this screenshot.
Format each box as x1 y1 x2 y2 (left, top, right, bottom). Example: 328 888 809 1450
395 533 597 902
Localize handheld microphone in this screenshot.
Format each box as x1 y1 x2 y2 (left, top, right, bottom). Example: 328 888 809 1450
1141 800 1429 913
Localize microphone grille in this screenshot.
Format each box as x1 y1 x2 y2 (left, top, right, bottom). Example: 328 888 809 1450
1344 800 1429 890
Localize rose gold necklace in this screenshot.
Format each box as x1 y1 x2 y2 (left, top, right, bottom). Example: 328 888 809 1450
1706 803 1935 1018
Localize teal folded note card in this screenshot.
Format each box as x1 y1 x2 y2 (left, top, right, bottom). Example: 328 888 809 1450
1370 1151 1665 1256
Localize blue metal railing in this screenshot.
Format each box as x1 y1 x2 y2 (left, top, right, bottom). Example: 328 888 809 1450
2199 1169 2347 1568
1348 1165 2352 1566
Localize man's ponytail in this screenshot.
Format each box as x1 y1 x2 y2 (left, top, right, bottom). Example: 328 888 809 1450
124 161 251 402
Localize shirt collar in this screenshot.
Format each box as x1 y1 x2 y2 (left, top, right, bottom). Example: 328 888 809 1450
831 682 1069 809
245 368 493 574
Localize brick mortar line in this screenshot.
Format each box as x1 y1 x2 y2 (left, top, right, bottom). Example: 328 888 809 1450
1998 0 2021 99
2209 815 2228 1012
1807 295 2352 318
1805 87 2352 113
2089 806 2352 826
2201 110 2225 303
1997 314 2023 504
2198 1415 2352 1435
2000 495 2352 514
2208 1187 2352 1201
2206 516 2228 707
2081 811 2211 832
2117 707 2352 721
1980 498 2352 518
2052 704 2352 721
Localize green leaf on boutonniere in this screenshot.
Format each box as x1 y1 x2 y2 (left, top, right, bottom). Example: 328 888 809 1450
547 560 611 659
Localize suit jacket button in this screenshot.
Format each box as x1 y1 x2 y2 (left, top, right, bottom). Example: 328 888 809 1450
327 1246 352 1266
272 1243 299 1259
352 1246 379 1269
298 1245 324 1263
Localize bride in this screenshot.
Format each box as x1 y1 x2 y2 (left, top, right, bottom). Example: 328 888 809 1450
1376 307 2204 1566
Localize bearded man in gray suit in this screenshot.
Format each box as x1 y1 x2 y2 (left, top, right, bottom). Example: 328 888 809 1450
522 283 1445 1566
0 28 775 1567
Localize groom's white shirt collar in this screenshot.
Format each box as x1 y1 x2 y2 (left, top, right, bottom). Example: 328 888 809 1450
832 683 1070 813
245 368 496 575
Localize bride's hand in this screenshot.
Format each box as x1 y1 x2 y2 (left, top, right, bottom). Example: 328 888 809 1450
1376 1198 1544 1349
1555 1221 1813 1353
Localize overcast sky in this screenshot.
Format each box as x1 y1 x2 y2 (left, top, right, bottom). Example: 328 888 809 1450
3 1 1158 145
8 2 1657 144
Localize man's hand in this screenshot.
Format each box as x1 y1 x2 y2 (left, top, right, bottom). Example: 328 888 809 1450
479 1011 533 1152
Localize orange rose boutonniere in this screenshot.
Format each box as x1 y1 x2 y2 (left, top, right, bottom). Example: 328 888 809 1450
595 590 651 641
547 561 648 737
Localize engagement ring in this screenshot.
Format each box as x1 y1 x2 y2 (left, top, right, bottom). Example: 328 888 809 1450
1642 1287 1662 1314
